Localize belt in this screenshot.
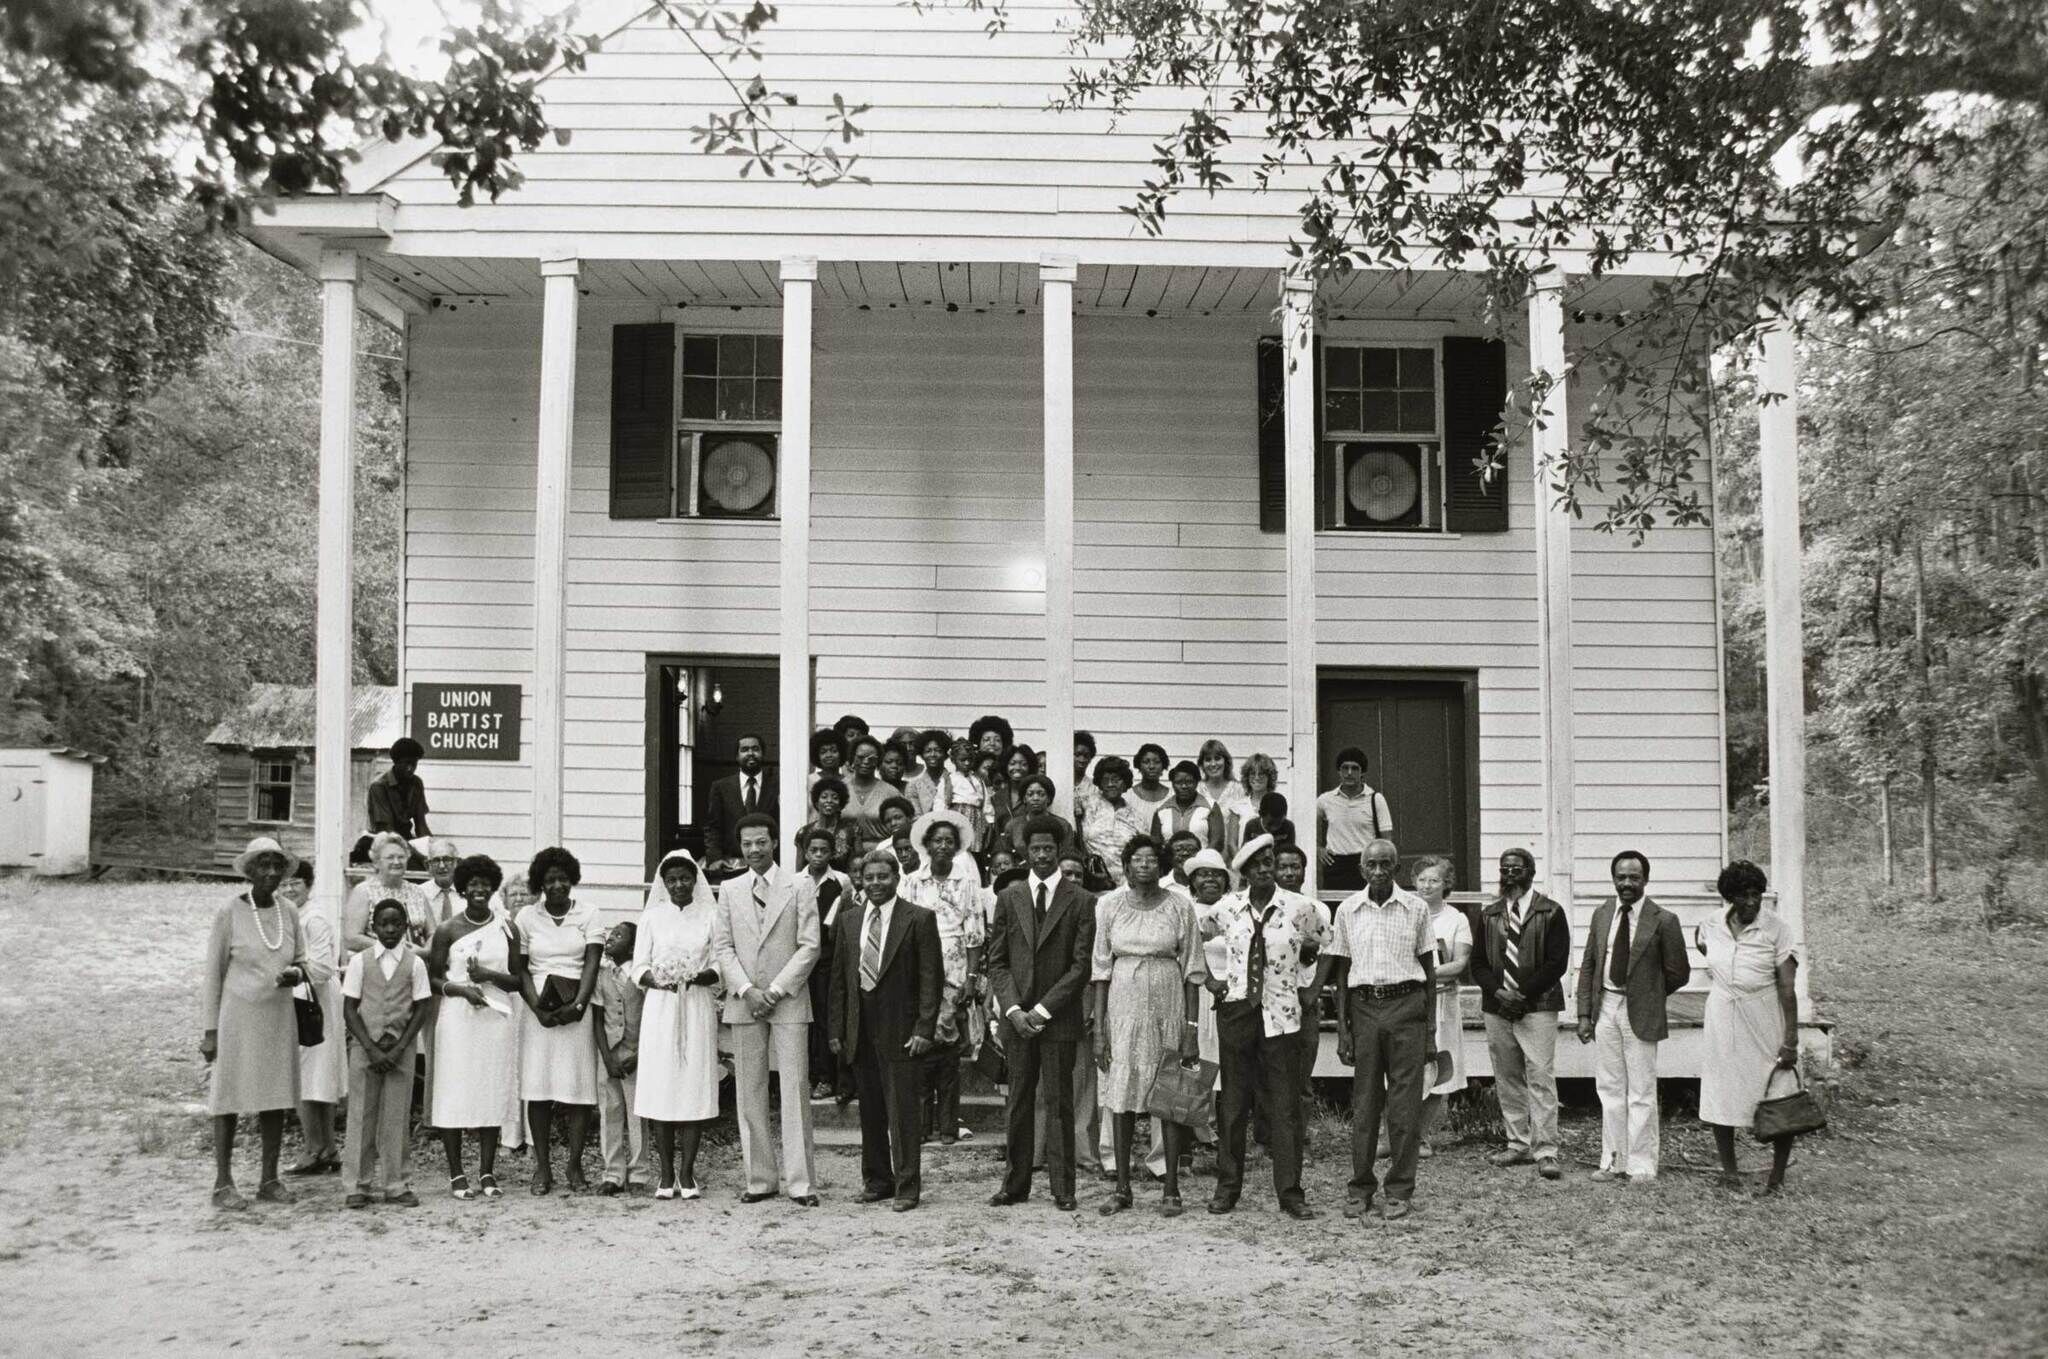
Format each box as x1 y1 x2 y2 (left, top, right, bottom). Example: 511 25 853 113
1350 980 1424 1000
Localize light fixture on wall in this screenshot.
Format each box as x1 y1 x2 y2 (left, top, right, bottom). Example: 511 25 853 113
701 676 725 721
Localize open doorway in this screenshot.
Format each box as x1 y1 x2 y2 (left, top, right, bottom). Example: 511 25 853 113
644 654 782 878
1318 669 1479 889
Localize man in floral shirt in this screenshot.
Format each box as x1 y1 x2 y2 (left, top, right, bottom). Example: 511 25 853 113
901 810 990 1144
1200 841 1327 1220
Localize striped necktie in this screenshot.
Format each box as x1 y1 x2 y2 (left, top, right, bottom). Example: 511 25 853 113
860 905 884 992
1503 897 1526 984
753 874 769 918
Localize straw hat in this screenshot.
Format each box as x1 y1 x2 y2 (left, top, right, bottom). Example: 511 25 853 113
911 807 974 850
232 835 300 879
1183 846 1233 888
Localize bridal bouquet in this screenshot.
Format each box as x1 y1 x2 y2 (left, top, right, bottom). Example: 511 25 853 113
649 957 691 989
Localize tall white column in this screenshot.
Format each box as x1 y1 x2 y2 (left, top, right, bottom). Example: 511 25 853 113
313 251 359 932
1528 282 1577 908
531 258 580 849
779 259 817 848
1758 302 1810 1018
1042 259 1078 823
1281 276 1319 890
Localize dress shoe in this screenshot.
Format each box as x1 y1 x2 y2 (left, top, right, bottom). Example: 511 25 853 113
1342 1198 1373 1221
790 1194 821 1207
739 1190 777 1204
987 1191 1026 1207
598 1181 622 1197
343 1193 370 1209
1054 1196 1077 1212
212 1185 248 1211
1536 1158 1562 1181
859 1189 893 1204
255 1179 294 1204
1381 1199 1413 1222
1280 1201 1316 1221
1589 1168 1626 1184
1488 1149 1534 1168
385 1190 420 1207
1206 1196 1238 1215
892 1197 919 1212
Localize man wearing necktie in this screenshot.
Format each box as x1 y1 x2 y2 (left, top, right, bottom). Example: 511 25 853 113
828 848 941 1210
713 813 823 1205
986 816 1097 1212
703 733 777 870
1470 848 1571 1181
1575 850 1691 1182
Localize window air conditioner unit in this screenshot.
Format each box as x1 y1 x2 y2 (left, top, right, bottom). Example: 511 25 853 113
686 430 779 519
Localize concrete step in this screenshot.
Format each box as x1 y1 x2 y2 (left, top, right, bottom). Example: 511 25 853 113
811 1090 1006 1135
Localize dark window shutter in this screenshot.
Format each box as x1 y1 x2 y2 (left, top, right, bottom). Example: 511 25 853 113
1255 337 1325 534
1442 336 1510 534
610 322 675 520
1256 337 1285 533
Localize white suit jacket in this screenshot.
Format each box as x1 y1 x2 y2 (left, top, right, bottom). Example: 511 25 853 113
712 864 821 1025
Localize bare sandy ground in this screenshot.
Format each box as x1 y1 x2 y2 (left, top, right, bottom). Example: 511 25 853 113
1 878 2043 1357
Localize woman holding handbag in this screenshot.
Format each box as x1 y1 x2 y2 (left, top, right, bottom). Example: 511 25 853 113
1089 835 1206 1218
1699 859 1803 1194
511 846 605 1195
199 837 311 1209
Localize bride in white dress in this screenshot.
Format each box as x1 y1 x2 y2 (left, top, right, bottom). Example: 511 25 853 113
632 849 725 1199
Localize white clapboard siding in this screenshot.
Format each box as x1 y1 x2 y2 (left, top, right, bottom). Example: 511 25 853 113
357 0 1630 269
402 300 1724 906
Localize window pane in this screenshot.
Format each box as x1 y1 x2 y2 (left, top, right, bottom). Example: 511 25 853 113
682 376 717 420
1360 348 1397 387
682 335 718 376
1325 345 1359 387
718 334 755 377
755 338 782 377
718 376 755 421
1326 389 1361 431
1399 347 1436 390
1399 390 1436 432
1360 391 1398 431
755 378 782 420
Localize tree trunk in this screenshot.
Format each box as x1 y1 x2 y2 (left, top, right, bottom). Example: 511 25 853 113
1912 537 1938 900
1878 776 1895 888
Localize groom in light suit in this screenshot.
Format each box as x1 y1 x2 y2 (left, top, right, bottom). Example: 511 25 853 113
713 813 823 1205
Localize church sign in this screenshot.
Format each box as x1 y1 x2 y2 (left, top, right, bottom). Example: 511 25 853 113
411 684 522 761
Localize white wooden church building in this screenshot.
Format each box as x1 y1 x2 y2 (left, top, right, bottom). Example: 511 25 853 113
243 0 1819 1072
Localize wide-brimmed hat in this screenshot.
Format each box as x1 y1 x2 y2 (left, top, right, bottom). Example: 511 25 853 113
233 835 300 879
1183 847 1233 888
911 807 974 851
1231 833 1276 876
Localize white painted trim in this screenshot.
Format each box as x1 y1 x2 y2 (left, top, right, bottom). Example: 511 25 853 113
532 260 582 847
1758 304 1809 1016
780 258 817 840
1528 282 1577 908
1282 276 1319 889
1042 260 1076 821
313 250 359 933
264 194 398 240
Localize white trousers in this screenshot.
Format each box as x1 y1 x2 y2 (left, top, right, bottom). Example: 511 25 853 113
1595 991 1661 1177
732 1021 816 1198
598 1071 655 1186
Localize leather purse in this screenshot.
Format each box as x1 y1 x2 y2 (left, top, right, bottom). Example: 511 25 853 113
972 1021 1009 1085
1143 1051 1219 1127
1752 1066 1827 1142
539 974 580 1013
292 960 325 1047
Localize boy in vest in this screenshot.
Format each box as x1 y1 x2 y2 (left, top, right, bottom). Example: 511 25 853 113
593 921 655 1195
342 899 432 1208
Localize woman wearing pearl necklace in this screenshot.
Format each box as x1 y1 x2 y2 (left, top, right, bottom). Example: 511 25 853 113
199 837 311 1210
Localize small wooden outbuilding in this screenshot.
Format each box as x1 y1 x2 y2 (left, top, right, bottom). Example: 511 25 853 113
0 748 106 875
204 685 401 868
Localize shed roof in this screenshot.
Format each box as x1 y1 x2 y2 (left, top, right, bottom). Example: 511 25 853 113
205 684 402 752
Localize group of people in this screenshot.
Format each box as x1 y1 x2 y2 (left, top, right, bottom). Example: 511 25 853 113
198 717 1807 1214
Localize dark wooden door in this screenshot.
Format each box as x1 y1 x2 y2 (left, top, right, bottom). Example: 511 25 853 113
646 655 778 877
1318 671 1477 889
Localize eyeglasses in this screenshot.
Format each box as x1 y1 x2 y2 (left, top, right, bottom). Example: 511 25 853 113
428 856 458 866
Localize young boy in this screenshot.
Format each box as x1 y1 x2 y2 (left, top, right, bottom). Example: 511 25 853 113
592 921 654 1195
342 899 432 1208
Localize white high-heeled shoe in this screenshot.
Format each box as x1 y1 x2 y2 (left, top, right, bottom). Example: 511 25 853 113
678 1185 701 1200
655 1185 679 1201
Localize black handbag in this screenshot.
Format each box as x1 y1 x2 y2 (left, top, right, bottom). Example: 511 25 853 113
1752 1067 1827 1142
293 961 325 1047
972 1021 1008 1085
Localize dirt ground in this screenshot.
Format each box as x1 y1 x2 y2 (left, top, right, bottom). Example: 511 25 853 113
1 871 2044 1358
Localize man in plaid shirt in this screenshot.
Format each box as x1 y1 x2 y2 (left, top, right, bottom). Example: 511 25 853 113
1328 837 1439 1222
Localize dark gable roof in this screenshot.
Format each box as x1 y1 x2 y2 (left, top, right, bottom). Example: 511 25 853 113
204 684 402 751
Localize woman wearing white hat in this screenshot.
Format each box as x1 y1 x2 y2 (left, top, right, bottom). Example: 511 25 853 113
200 837 312 1209
632 848 724 1199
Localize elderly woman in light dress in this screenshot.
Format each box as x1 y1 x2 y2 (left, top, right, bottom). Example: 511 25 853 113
1700 859 1803 1194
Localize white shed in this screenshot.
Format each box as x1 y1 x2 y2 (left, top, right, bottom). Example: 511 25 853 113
0 748 106 876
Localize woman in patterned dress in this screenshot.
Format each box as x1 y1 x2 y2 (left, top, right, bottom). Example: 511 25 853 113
199 837 310 1210
1090 836 1206 1217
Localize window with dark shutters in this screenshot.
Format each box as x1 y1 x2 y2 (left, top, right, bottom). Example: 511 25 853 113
1440 336 1510 534
610 322 676 520
1256 336 1324 535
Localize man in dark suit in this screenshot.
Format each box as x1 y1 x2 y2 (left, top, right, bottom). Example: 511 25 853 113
1575 849 1690 1182
1469 847 1572 1180
828 847 942 1211
985 814 1096 1212
703 733 775 868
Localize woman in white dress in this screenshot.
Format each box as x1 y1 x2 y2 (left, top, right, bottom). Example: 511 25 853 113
1700 859 1802 1194
1412 856 1472 1156
511 846 605 1195
281 861 344 1176
496 877 535 1150
429 855 522 1199
631 849 724 1199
